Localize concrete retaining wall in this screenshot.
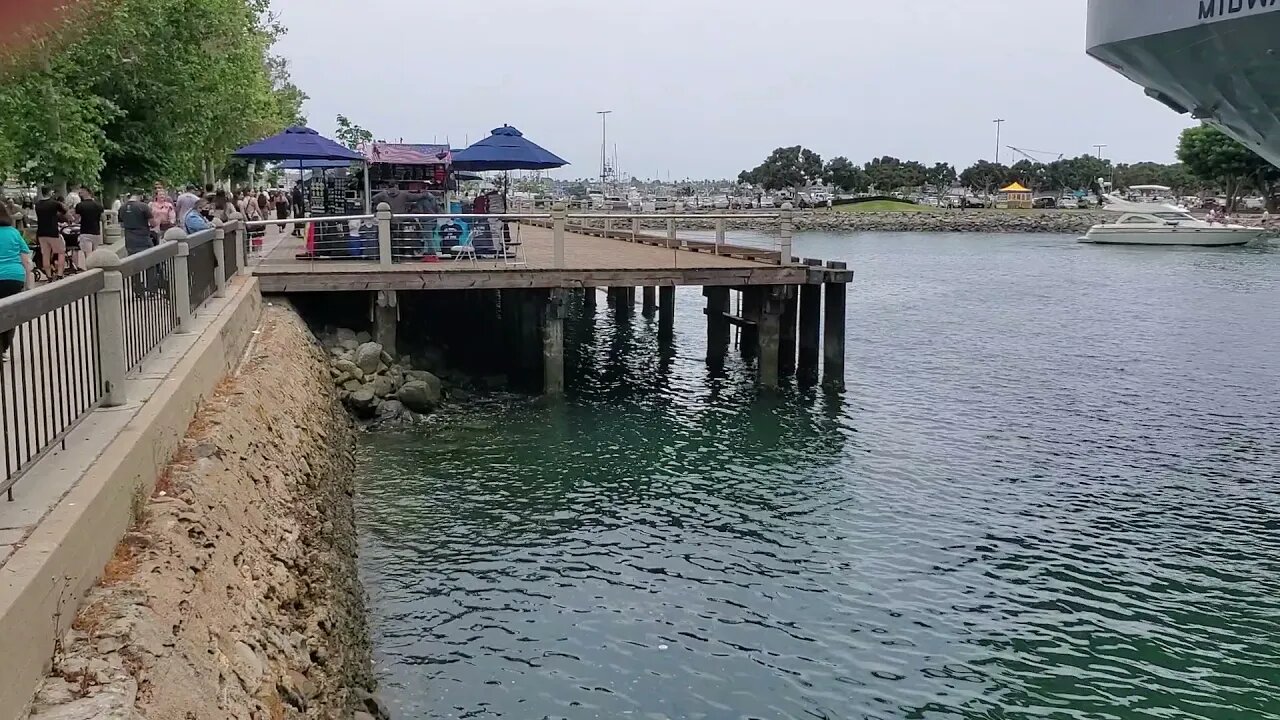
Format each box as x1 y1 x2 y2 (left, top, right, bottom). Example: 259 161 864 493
0 278 262 718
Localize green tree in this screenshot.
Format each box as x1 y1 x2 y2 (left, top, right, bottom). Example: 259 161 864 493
0 0 305 193
823 156 867 193
335 114 374 150
1177 124 1278 209
959 160 1011 194
739 146 824 192
926 162 957 194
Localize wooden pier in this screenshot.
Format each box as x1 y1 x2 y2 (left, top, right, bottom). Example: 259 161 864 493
249 209 851 393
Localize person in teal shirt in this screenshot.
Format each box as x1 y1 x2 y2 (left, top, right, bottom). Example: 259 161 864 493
0 203 34 363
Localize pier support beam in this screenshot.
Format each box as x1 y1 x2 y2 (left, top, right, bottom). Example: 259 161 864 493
798 279 822 385
373 289 398 353
583 286 596 313
780 286 798 377
658 286 675 341
757 287 784 389
823 262 848 390
609 287 634 318
642 286 657 318
703 286 731 367
739 287 761 360
543 289 567 396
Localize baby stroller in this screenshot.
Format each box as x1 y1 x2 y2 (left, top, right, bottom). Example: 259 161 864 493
60 222 84 273
27 237 48 283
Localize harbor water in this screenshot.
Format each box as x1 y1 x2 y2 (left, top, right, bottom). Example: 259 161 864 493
355 232 1280 719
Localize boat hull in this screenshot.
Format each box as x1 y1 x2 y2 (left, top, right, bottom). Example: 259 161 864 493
1078 227 1260 246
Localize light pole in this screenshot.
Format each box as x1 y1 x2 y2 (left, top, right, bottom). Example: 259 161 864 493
1092 144 1107 159
993 119 1005 164
596 110 612 190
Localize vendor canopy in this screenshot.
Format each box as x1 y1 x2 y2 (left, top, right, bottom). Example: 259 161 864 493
452 125 569 171
233 126 365 162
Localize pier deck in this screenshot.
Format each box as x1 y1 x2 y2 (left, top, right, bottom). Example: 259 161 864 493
251 224 834 293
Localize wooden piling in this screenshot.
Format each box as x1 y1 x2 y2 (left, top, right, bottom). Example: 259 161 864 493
583 286 597 312
779 285 798 377
543 288 567 396
798 281 822 385
703 286 730 367
739 287 761 360
758 287 783 389
658 285 675 335
823 262 848 390
372 289 398 354
642 286 657 317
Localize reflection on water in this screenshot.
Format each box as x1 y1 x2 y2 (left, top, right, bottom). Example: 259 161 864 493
357 233 1280 719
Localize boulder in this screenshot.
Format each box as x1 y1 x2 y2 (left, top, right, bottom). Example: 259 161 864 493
367 375 397 399
341 379 363 392
355 330 372 344
377 399 405 418
353 342 384 375
332 359 362 380
397 379 441 413
380 349 395 366
345 390 379 418
335 327 357 345
339 338 359 352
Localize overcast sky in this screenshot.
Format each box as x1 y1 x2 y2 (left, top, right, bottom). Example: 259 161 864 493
270 0 1193 181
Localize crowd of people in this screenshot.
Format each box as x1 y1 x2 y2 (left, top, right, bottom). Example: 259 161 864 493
0 181 309 363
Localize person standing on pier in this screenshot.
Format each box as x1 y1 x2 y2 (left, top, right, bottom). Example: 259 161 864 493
290 182 305 237
74 186 103 257
150 187 177 241
118 193 154 256
0 204 35 362
34 187 66 281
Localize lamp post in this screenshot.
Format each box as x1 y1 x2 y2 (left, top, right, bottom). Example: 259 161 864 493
1093 144 1108 159
597 110 612 191
993 119 1005 164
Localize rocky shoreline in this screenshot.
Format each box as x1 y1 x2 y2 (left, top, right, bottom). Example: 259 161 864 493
789 209 1112 234
319 327 504 428
25 304 388 720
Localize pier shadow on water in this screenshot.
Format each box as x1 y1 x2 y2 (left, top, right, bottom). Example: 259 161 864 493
353 233 1280 720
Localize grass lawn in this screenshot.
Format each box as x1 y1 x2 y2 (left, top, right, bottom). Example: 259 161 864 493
832 200 933 213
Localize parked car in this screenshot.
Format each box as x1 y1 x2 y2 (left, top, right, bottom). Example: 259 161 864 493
1032 197 1058 209
759 196 777 209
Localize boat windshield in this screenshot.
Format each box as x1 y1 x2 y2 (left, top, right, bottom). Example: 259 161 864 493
1154 212 1194 222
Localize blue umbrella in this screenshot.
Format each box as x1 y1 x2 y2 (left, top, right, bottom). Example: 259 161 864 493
452 125 569 171
232 126 365 162
233 127 370 211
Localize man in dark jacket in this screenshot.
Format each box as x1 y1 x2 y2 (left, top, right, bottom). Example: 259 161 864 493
290 182 306 237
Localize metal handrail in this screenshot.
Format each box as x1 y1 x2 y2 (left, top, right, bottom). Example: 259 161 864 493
118 242 180 276
565 213 780 220
185 227 218 249
242 214 374 228
0 270 105 334
395 213 552 220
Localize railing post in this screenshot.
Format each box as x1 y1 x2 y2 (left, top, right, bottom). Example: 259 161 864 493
604 216 612 237
166 227 193 333
666 217 676 249
103 209 123 251
551 202 567 269
211 218 227 298
86 249 127 407
231 212 247 276
631 217 639 243
714 217 726 256
779 202 794 264
376 202 393 268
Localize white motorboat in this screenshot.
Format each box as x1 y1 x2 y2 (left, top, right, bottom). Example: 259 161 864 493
1078 200 1262 246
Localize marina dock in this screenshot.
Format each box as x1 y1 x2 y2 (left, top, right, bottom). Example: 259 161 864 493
249 206 852 392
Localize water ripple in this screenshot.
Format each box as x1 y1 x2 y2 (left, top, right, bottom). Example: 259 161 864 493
357 233 1280 719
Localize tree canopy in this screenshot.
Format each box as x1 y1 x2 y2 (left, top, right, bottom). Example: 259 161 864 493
0 0 306 194
739 146 824 191
335 115 374 151
1177 124 1278 209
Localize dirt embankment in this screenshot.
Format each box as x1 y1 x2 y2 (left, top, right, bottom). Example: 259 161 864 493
25 303 387 720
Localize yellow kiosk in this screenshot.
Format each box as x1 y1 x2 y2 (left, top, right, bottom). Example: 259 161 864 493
996 182 1033 209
